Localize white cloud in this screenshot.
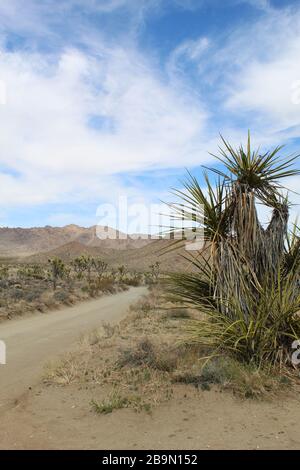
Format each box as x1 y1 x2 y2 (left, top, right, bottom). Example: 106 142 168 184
224 9 300 137
0 44 208 206
170 2 300 149
168 37 210 76
0 0 299 222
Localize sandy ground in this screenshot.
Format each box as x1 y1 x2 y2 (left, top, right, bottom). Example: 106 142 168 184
1 384 300 449
0 287 147 409
1 286 300 450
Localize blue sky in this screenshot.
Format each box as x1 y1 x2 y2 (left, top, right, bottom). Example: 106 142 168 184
0 0 299 230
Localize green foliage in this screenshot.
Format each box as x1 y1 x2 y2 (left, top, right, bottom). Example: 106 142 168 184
166 134 300 367
149 262 160 284
174 356 286 399
17 265 45 281
53 289 70 304
72 255 109 283
0 265 9 280
48 257 65 290
72 255 92 279
117 265 127 281
90 392 129 414
92 258 108 279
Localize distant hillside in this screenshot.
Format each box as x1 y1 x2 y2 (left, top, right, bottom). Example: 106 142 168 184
0 225 152 258
25 239 193 272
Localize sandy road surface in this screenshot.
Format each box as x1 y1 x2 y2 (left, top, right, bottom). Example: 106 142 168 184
0 287 147 409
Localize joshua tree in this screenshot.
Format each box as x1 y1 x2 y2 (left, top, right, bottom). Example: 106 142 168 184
149 262 160 283
64 265 73 288
92 258 108 280
72 256 85 278
72 255 93 281
118 265 127 282
48 257 65 290
166 134 300 366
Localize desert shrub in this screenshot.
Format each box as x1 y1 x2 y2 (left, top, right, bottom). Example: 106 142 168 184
17 265 44 280
48 257 65 290
130 297 152 314
27 264 45 280
97 278 116 293
0 279 8 289
147 262 160 284
117 338 156 368
123 273 143 287
117 265 127 282
117 338 178 372
86 277 116 296
0 266 9 280
53 290 70 303
92 258 108 280
72 255 94 281
102 322 118 339
10 287 24 301
44 353 89 385
91 392 129 414
173 356 287 398
166 134 300 368
24 288 44 303
35 303 46 312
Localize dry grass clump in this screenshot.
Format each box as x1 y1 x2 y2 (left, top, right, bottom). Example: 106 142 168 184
117 337 179 372
173 356 291 399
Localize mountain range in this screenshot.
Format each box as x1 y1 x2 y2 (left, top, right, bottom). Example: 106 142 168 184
0 224 189 271
0 224 152 258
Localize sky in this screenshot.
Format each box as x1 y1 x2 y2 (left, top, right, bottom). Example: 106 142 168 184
0 0 299 231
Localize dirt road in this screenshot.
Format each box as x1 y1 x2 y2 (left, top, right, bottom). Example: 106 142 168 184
0 287 147 410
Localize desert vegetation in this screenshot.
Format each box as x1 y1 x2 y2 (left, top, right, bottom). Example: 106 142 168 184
44 286 293 420
0 256 150 321
166 135 300 372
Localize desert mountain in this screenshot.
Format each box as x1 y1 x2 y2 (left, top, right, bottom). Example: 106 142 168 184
26 239 191 272
0 224 152 258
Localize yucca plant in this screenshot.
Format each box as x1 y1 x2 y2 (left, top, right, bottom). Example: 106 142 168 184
166 133 300 367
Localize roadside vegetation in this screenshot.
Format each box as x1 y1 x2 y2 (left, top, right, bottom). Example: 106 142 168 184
44 286 298 418
0 256 158 321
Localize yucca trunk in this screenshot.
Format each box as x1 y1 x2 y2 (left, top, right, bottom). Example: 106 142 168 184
212 184 289 322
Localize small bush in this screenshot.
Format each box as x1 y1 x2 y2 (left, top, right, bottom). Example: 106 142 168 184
25 288 44 303
117 338 156 368
91 392 129 414
130 297 152 314
102 322 118 339
91 390 153 414
10 288 24 301
173 356 287 399
117 338 178 372
53 290 70 303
